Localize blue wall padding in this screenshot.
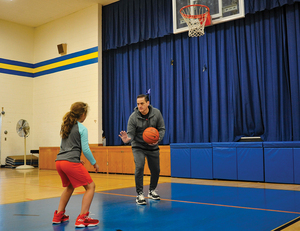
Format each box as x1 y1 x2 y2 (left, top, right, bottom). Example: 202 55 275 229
191 148 213 179
170 144 191 177
184 143 212 148
263 142 300 183
234 142 263 148
212 142 264 181
170 142 300 184
213 147 237 180
263 142 300 148
264 148 294 183
237 147 264 181
294 148 300 184
212 142 238 148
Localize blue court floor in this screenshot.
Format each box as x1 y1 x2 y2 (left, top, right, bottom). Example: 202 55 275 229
1 182 300 230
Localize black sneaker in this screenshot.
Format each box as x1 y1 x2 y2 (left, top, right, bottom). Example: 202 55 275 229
136 193 147 205
148 190 160 200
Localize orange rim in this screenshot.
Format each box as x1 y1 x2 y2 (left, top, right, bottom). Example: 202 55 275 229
180 4 210 19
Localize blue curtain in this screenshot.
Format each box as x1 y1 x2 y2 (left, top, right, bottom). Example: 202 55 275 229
103 2 300 145
103 37 174 144
102 0 173 50
245 0 300 14
102 0 300 50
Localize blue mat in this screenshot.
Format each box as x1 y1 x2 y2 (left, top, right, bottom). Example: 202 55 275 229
1 183 299 230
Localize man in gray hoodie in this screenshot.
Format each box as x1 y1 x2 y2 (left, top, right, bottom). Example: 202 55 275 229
119 94 165 205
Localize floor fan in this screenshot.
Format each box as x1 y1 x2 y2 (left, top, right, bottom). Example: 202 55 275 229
16 119 34 169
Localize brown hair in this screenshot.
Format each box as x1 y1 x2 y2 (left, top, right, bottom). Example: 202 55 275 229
60 102 89 139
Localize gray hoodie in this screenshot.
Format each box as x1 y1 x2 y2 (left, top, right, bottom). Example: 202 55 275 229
127 105 165 150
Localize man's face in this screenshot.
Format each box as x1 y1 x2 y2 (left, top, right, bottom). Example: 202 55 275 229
137 97 149 115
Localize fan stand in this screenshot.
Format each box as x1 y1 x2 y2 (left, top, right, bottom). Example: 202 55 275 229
16 137 34 170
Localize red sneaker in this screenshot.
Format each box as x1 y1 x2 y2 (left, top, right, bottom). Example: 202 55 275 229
75 212 99 227
52 210 69 224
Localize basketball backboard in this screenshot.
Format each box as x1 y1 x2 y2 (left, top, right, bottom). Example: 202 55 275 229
173 0 245 34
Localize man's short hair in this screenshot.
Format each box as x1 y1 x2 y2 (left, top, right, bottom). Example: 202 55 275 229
137 94 149 102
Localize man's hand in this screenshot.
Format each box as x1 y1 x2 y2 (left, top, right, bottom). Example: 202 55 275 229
148 141 158 146
119 131 132 143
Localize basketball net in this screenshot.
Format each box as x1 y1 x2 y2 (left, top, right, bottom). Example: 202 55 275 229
180 4 211 37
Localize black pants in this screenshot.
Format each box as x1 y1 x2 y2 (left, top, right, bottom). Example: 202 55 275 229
132 148 160 194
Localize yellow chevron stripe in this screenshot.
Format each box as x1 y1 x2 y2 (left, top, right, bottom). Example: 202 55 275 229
0 51 98 74
34 52 98 73
0 63 34 73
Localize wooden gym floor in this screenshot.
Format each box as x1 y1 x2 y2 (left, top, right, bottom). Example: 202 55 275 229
1 168 300 230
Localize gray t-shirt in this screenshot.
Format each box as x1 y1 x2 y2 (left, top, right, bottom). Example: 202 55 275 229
56 121 96 165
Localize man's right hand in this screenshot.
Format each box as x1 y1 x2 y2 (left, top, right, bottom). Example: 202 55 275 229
119 131 132 143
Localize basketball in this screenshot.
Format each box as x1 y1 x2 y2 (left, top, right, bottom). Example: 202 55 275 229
143 127 159 144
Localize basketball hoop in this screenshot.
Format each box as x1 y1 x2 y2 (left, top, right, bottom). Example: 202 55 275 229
180 4 211 37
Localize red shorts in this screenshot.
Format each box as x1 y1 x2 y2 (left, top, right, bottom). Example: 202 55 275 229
55 160 93 188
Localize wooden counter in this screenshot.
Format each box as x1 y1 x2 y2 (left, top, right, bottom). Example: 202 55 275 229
39 145 170 176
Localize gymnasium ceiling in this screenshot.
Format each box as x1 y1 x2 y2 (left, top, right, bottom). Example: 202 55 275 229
0 0 119 28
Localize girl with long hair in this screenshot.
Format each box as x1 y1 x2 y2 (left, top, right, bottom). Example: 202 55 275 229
52 102 99 227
